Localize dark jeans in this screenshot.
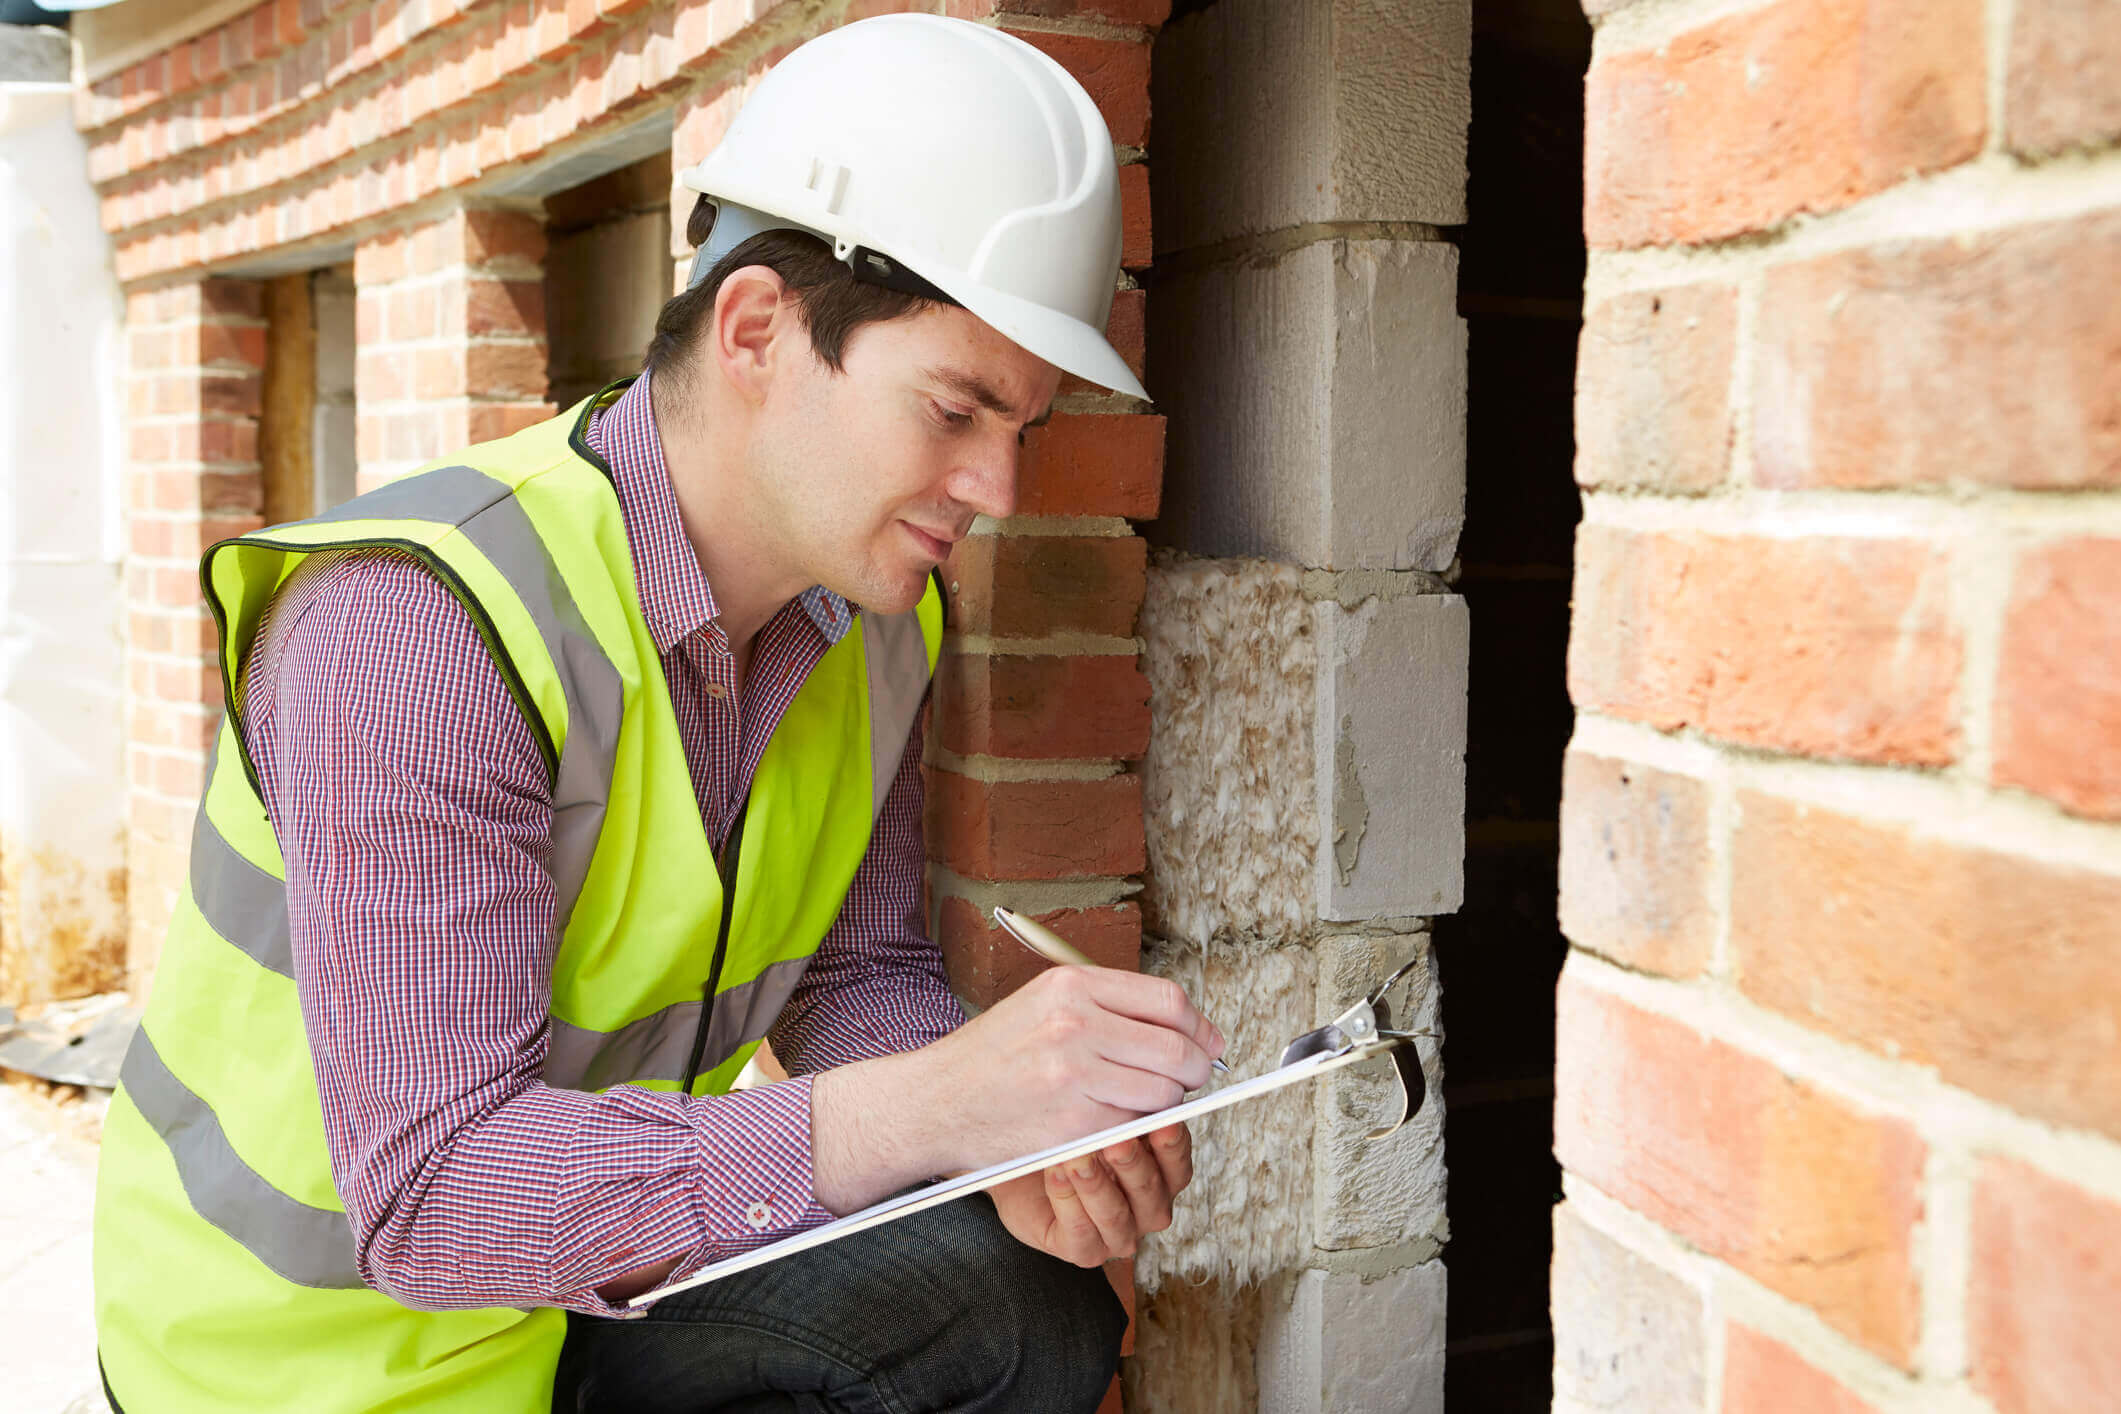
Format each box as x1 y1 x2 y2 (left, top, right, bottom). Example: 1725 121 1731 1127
551 1195 1126 1414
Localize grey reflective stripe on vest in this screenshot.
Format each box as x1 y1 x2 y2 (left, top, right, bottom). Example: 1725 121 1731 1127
120 1029 364 1289
544 953 814 1092
189 742 293 978
310 465 623 933
861 607 932 820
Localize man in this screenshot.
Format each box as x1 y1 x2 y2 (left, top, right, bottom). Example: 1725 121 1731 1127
94 16 1222 1412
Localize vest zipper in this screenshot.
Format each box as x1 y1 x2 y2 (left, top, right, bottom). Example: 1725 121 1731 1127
681 803 749 1094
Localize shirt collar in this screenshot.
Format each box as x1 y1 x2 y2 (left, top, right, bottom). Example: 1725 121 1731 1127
585 372 855 654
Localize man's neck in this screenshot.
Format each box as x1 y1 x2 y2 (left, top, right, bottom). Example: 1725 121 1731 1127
648 376 806 662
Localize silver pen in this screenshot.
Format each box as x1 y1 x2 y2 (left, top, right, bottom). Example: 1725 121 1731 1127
991 906 1232 1074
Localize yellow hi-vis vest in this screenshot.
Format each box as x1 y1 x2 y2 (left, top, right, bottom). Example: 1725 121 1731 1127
92 384 944 1413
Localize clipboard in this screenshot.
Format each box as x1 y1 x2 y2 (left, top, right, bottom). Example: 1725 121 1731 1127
632 958 1430 1308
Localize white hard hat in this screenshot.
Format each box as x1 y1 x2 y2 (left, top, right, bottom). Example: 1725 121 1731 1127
676 14 1145 401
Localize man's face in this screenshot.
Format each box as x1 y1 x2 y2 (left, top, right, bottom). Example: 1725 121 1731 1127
749 301 1063 616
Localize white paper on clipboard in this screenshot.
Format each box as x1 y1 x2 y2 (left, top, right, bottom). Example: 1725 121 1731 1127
631 1038 1404 1308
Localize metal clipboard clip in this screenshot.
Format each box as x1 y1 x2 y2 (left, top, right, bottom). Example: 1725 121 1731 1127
1275 954 1431 1140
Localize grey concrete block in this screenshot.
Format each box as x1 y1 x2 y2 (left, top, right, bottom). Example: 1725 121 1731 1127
1551 1204 1706 1412
1313 933 1446 1251
1153 0 1471 251
1152 239 1466 574
1258 1262 1448 1414
1313 592 1468 920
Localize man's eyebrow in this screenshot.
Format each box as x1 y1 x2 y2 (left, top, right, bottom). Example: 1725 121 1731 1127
925 365 1053 427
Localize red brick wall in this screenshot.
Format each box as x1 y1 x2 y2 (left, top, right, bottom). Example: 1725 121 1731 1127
1558 1 2121 1410
121 278 267 986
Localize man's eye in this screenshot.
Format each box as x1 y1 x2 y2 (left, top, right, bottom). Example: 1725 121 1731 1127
932 401 974 427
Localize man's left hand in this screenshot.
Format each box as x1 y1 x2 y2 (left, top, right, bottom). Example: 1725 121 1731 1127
989 1123 1194 1267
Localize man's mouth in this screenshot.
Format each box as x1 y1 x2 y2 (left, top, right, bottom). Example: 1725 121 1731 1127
901 522 957 561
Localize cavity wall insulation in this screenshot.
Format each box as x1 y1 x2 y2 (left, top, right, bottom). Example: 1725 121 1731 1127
1128 554 1461 1412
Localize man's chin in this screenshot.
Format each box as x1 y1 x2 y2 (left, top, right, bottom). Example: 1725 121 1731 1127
827 564 930 617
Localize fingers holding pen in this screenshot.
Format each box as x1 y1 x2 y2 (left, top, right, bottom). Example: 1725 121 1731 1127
1082 970 1228 1071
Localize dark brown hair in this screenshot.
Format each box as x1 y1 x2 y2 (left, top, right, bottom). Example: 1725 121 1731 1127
643 195 936 401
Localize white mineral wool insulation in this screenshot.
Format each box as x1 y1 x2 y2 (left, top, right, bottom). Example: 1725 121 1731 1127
1140 553 1319 945
1136 935 1316 1291
1125 1276 1264 1414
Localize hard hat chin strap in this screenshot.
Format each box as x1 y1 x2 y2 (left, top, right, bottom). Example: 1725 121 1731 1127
687 200 959 307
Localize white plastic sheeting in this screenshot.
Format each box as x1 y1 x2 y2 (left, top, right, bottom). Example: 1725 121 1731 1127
0 81 127 1003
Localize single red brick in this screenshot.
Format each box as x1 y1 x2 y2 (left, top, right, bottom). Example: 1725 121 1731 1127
1585 0 1985 248
128 614 171 658
943 535 1147 640
153 748 209 800
1575 284 1736 492
188 418 262 467
130 698 219 752
198 277 265 321
194 322 269 371
413 347 459 400
465 401 556 444
1016 413 1163 518
461 205 548 267
1118 162 1151 269
1557 751 1714 978
1994 539 2121 819
358 349 410 403
1972 1157 2121 1414
196 33 226 84
146 568 196 610
1722 1325 1879 1414
129 423 173 465
2007 0 2121 156
151 659 224 709
1732 790 2121 1143
455 276 547 337
1754 213 2121 491
936 896 1142 1008
388 285 437 341
1555 975 1925 1365
1060 288 1148 399
927 770 1145 880
464 340 550 399
130 517 173 559
1568 527 1962 766
938 653 1151 760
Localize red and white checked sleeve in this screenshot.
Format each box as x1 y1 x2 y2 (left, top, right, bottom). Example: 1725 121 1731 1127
246 550 832 1316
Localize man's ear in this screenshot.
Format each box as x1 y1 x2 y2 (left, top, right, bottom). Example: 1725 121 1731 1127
709 265 792 407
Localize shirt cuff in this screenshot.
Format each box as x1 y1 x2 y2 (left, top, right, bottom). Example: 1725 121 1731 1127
551 1076 835 1318
655 1075 835 1293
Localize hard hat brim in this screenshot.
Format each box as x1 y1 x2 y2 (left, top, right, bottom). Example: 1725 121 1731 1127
893 250 1149 404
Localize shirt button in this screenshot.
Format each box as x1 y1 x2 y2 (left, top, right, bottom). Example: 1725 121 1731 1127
744 1200 774 1231
706 681 729 700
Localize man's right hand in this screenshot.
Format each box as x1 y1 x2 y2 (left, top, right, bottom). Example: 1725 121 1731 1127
807 966 1225 1216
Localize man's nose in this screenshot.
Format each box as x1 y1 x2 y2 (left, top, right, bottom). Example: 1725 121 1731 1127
951 439 1020 523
